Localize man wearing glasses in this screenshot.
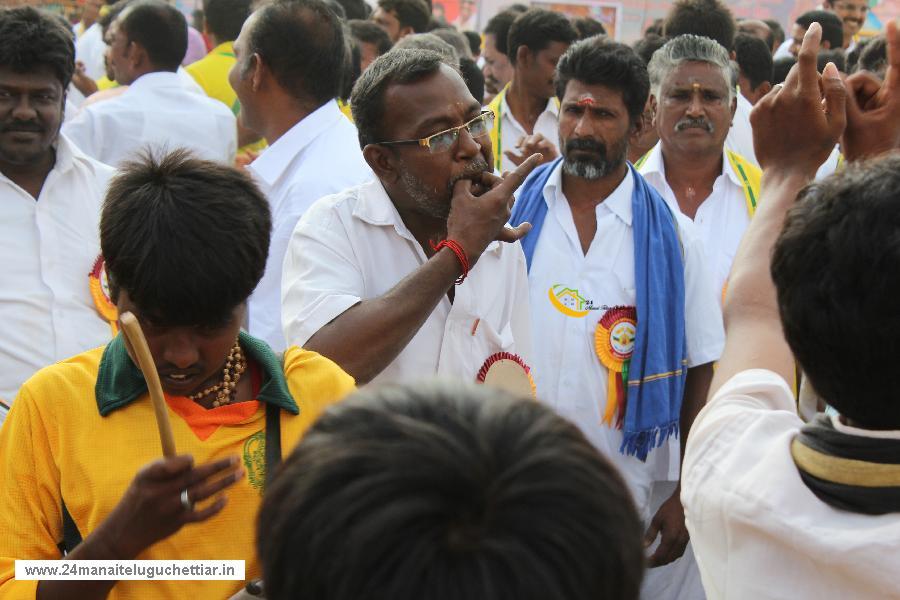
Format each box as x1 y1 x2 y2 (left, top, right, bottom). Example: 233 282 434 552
280 49 541 385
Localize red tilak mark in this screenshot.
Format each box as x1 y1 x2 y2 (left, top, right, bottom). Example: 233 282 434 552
576 98 596 107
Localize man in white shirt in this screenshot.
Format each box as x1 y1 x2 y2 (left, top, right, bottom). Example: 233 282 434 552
282 49 539 385
683 23 900 599
511 37 723 599
63 0 236 167
640 35 761 300
229 0 372 352
0 8 114 421
486 8 576 173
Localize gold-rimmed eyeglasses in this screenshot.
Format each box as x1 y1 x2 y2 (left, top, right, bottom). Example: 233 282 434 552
377 110 495 154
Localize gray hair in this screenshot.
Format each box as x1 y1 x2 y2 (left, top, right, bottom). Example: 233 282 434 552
431 28 473 59
393 33 459 67
647 34 734 101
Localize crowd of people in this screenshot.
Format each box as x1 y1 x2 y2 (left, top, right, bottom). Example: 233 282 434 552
0 0 898 598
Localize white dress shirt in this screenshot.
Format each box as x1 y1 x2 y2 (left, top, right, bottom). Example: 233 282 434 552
62 71 236 167
0 135 114 420
639 143 751 299
683 369 900 600
528 162 724 517
282 178 533 384
497 94 560 173
246 101 371 351
725 94 757 167
75 23 106 82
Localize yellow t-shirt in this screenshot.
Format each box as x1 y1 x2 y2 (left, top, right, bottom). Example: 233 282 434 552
0 332 354 600
186 41 267 157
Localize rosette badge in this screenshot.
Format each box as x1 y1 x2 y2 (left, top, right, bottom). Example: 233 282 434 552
595 306 637 427
476 352 536 398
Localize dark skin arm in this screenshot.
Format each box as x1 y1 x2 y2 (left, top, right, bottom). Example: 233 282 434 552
304 155 541 384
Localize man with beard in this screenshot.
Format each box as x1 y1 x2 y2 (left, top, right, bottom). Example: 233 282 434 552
638 34 761 300
0 7 115 422
281 49 539 385
511 37 723 596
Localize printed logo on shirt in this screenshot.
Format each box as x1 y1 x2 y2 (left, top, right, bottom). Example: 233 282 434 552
243 431 266 494
548 284 602 318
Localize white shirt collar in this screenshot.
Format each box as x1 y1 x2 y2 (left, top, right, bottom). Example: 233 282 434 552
249 101 345 187
641 142 744 189
500 90 559 121
126 70 183 93
352 179 502 255
0 134 94 187
542 158 635 226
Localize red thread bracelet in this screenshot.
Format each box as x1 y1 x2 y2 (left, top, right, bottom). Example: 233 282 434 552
431 239 469 284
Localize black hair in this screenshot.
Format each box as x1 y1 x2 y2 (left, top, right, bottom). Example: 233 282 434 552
349 19 393 55
772 55 795 84
857 35 887 77
118 0 187 72
772 155 900 429
796 10 843 50
202 0 250 42
816 48 846 73
247 0 346 105
100 0 132 36
483 8 520 56
350 48 446 147
644 17 664 36
463 30 481 56
100 150 271 328
632 33 666 65
376 0 430 34
763 18 785 48
507 8 577 66
556 36 649 124
663 0 736 52
459 56 485 104
734 33 773 90
258 382 645 600
431 27 472 58
335 0 368 20
0 6 75 88
574 16 606 40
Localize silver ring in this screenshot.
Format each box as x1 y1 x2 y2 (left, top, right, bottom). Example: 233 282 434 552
180 488 193 512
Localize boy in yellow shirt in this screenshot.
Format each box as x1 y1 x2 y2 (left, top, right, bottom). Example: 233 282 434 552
0 150 354 600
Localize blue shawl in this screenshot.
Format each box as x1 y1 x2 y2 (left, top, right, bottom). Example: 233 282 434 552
512 158 687 461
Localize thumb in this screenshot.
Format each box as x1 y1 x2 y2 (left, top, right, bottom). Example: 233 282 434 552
821 62 847 138
644 516 662 546
496 222 532 242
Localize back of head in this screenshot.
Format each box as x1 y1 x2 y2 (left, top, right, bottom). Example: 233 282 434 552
349 18 393 56
431 27 472 59
463 29 481 56
100 150 271 328
394 32 458 65
459 55 485 104
377 0 430 34
556 36 649 124
0 6 75 88
648 34 733 101
119 0 188 72
763 18 785 48
573 16 606 40
507 8 577 66
797 10 843 50
632 33 666 65
335 0 369 20
351 48 446 147
858 35 887 78
202 0 250 42
816 48 846 73
771 155 900 429
734 33 773 90
663 0 736 53
249 0 346 106
482 8 520 56
772 55 795 84
257 382 645 600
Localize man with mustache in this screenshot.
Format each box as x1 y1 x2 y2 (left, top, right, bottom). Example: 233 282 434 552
638 34 761 300
281 49 539 385
481 8 522 105
0 7 115 423
824 0 869 52
511 37 723 597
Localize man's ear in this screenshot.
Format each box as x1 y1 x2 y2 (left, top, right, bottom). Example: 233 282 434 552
822 40 832 50
398 25 414 39
516 45 530 68
648 94 658 129
730 94 737 120
248 53 265 92
754 81 772 103
363 144 401 184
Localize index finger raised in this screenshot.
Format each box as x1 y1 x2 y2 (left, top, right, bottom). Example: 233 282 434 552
494 153 543 196
787 22 823 93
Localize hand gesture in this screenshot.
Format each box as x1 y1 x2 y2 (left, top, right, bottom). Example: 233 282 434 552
842 20 900 161
644 489 690 567
97 455 244 559
447 153 542 264
71 60 99 97
750 22 846 177
505 134 559 167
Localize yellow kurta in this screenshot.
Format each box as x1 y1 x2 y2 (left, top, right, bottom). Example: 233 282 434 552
0 333 354 599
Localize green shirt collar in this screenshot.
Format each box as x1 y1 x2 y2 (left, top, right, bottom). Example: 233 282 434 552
95 331 299 416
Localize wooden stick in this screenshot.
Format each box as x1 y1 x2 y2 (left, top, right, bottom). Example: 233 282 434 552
119 312 177 457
